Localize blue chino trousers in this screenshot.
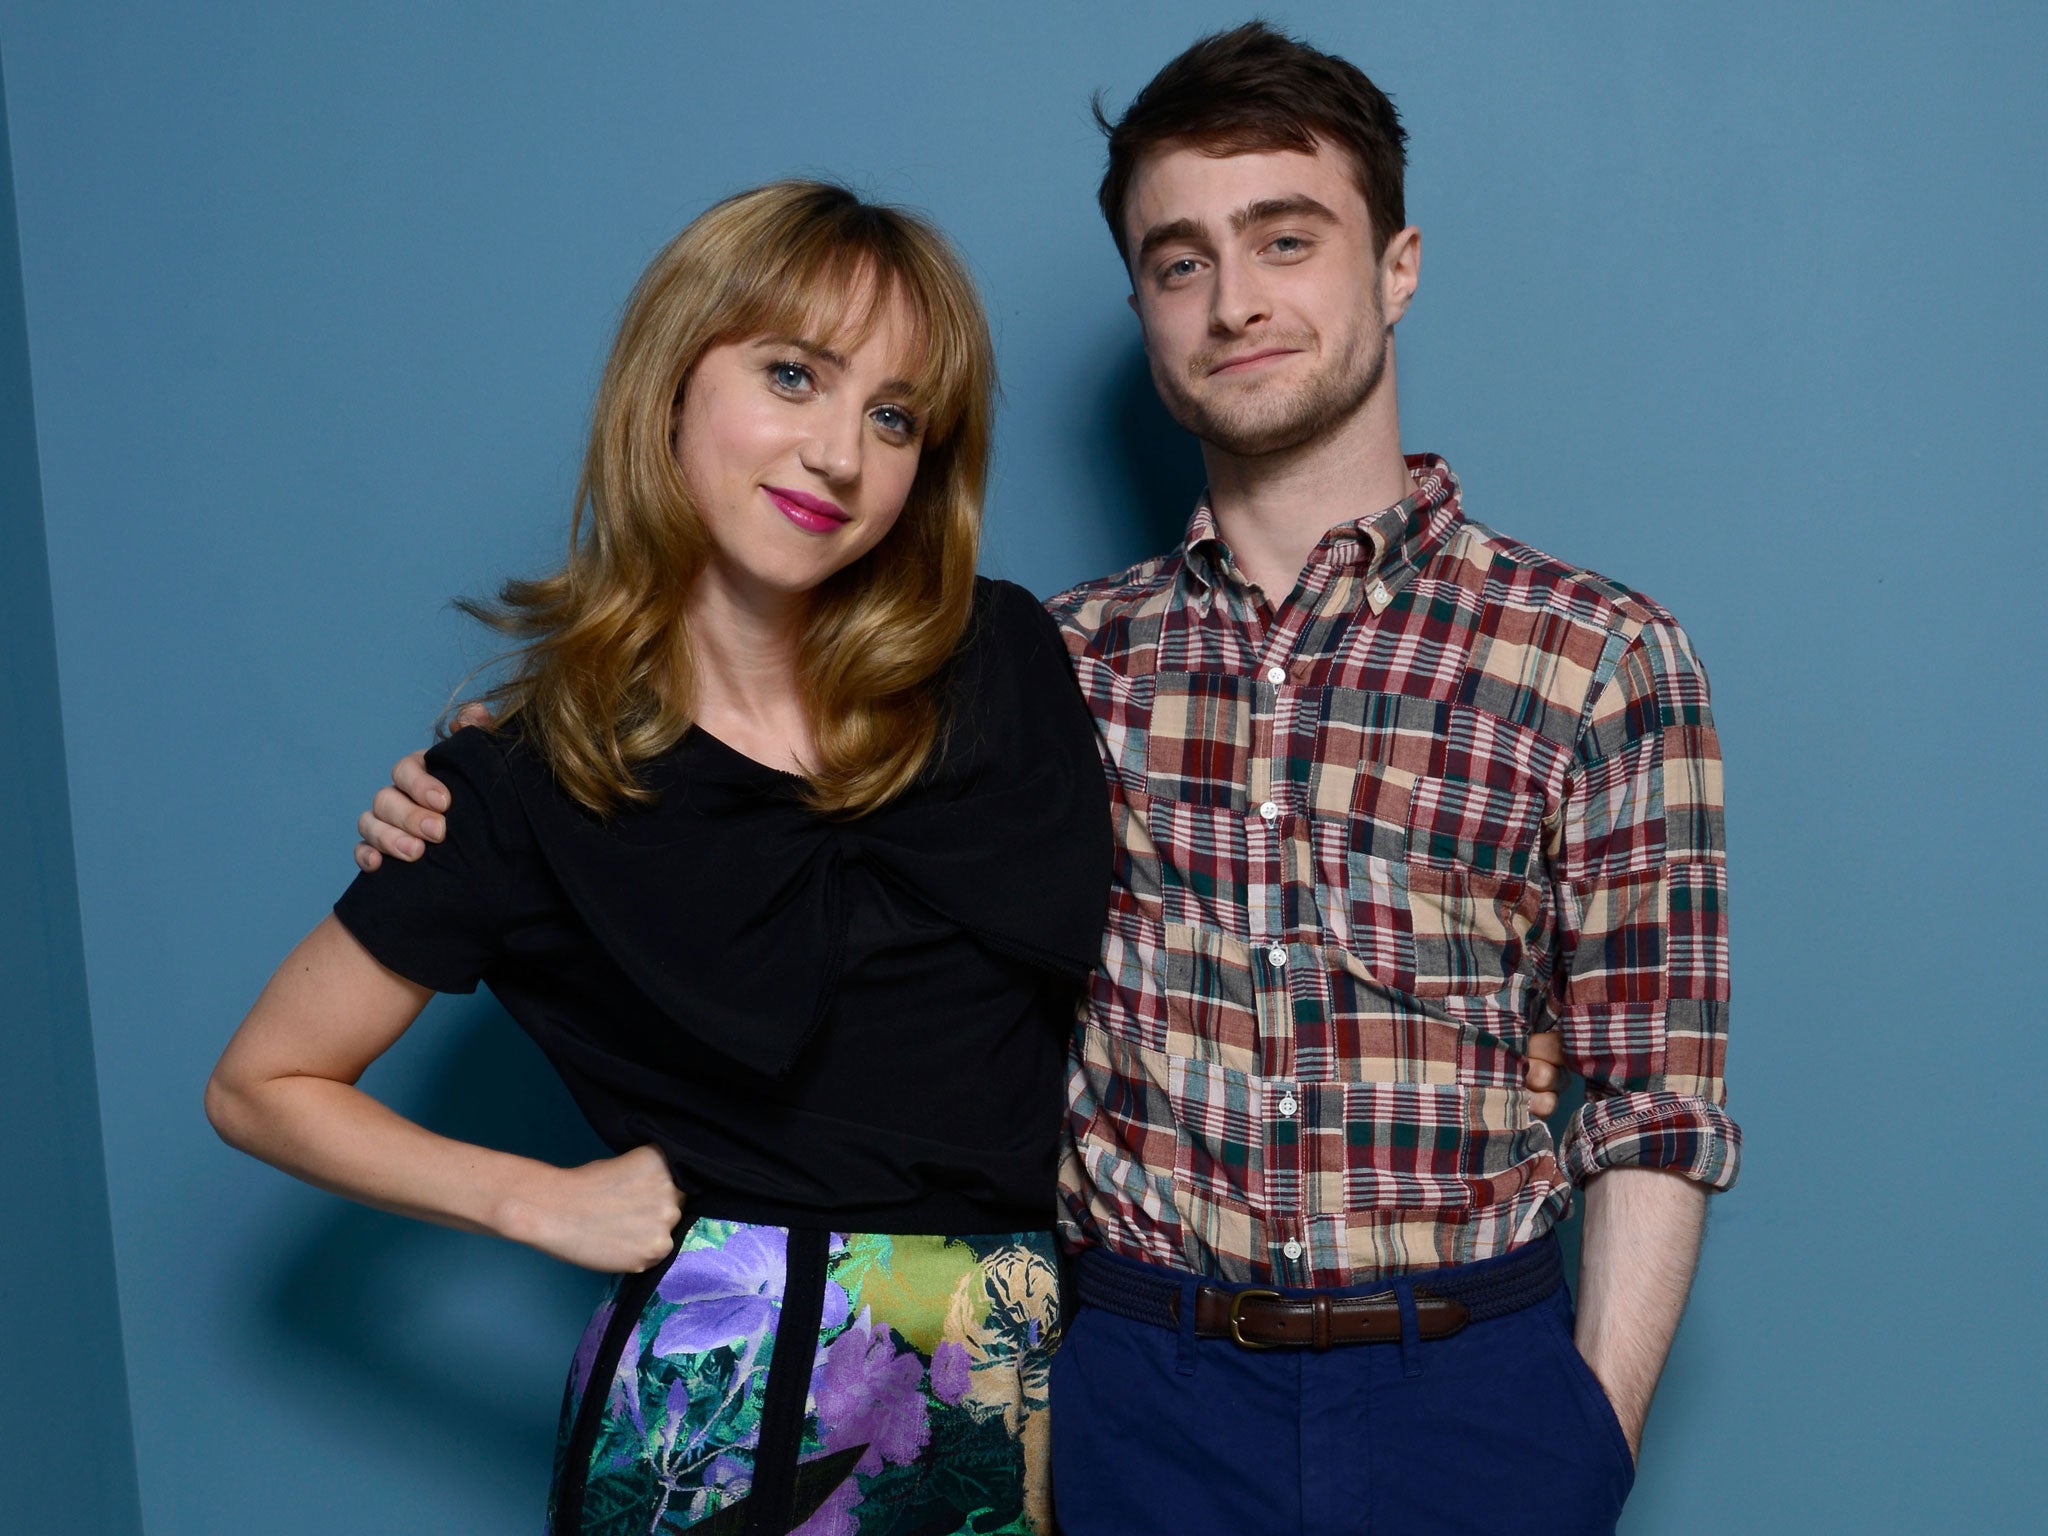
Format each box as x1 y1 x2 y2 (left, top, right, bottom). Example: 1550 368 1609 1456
1049 1240 1635 1536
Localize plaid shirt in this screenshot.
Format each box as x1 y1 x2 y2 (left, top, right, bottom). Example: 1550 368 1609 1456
1046 455 1739 1284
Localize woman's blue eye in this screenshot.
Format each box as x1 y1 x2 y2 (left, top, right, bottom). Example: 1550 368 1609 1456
873 405 917 436
769 360 812 390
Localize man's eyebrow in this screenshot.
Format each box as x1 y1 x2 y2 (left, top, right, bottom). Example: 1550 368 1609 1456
1231 195 1340 232
1134 196 1341 267
1135 217 1211 266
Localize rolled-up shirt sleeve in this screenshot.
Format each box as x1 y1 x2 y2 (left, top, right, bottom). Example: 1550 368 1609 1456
1551 616 1740 1191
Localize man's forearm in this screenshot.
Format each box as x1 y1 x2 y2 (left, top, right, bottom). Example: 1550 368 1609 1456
1573 1166 1708 1459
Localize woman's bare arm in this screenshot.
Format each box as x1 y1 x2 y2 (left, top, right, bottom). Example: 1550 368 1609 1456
206 913 681 1271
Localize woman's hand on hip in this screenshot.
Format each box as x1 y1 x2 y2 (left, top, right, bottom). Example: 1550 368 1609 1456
505 1144 685 1273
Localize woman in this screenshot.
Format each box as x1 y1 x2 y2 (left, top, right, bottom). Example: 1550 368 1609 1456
208 181 1110 1535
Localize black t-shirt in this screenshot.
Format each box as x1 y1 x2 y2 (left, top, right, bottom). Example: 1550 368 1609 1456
334 579 1111 1234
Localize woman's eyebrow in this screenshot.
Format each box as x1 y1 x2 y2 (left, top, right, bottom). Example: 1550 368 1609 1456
762 335 849 369
762 334 918 398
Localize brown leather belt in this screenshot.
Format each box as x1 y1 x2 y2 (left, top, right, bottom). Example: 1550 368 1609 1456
1074 1234 1563 1351
1194 1286 1470 1349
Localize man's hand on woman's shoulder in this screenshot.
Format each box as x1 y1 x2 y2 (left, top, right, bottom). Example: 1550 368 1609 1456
353 702 494 872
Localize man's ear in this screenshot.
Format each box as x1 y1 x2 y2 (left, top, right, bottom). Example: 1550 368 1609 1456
1127 290 1139 316
1380 225 1423 326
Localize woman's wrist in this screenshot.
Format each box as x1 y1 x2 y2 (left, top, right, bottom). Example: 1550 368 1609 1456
481 1155 565 1251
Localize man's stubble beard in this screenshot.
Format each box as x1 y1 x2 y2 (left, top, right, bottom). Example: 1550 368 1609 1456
1153 308 1390 460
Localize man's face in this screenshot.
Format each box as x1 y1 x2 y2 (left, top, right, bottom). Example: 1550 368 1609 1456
1122 140 1411 458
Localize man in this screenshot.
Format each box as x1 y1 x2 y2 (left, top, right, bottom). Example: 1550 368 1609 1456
1038 24 1735 1534
359 22 1734 1533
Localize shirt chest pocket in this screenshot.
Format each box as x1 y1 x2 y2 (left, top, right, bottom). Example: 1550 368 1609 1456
1351 773 1547 999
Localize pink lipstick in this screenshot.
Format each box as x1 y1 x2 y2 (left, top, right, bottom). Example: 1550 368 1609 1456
764 485 850 533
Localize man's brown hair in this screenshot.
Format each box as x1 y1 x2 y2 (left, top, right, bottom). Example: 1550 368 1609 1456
1094 20 1409 266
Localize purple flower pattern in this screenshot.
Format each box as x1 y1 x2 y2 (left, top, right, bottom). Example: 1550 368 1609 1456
929 1339 972 1406
812 1306 931 1476
552 1221 1059 1535
653 1225 786 1355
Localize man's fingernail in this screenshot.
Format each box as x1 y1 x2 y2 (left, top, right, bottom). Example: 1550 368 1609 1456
425 817 444 838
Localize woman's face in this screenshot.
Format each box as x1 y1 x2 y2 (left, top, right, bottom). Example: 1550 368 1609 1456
672 290 926 609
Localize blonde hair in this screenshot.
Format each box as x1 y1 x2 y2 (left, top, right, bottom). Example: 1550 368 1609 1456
458 181 994 816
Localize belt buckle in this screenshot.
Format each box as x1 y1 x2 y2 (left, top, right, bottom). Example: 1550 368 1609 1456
1227 1287 1283 1350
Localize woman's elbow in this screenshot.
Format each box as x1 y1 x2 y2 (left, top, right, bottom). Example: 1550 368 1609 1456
203 1065 258 1151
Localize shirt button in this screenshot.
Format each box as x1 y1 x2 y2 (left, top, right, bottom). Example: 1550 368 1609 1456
1266 665 1286 685
1278 1093 1298 1117
1268 945 1288 967
1282 1240 1303 1261
1259 800 1278 820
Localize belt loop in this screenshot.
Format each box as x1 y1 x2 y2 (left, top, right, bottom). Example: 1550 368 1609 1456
1176 1277 1200 1376
1393 1279 1423 1379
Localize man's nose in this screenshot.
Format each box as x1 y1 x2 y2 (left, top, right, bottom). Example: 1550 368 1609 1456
1209 253 1272 334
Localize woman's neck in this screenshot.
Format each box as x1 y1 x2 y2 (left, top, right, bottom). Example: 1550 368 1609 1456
682 566 816 774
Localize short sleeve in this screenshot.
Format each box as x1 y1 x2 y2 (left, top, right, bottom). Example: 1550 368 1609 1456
332 727 529 993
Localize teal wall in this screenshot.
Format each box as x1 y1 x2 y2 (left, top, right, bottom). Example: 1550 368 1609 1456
0 3 2041 1532
0 45 144 1536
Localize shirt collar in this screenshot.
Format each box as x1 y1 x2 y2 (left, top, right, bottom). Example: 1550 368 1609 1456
1179 453 1464 599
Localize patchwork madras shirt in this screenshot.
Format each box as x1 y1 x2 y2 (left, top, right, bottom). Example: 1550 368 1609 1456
1046 455 1739 1285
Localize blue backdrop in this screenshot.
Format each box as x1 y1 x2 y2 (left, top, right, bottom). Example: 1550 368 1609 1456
2 3 2042 1532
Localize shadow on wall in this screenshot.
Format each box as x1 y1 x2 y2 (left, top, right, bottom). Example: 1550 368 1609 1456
1082 339 1206 574
250 996 608 1482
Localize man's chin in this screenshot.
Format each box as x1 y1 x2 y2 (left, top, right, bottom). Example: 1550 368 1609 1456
1175 399 1333 459
1161 328 1387 459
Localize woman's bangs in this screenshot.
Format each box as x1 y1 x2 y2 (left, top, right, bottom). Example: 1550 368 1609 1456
719 234 974 440
886 255 982 441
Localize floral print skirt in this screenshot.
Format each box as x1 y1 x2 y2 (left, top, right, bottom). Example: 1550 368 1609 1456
546 1220 1063 1535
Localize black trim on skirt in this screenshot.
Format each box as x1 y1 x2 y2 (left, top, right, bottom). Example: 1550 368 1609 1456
551 1224 837 1536
553 1230 686 1536
744 1225 830 1535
